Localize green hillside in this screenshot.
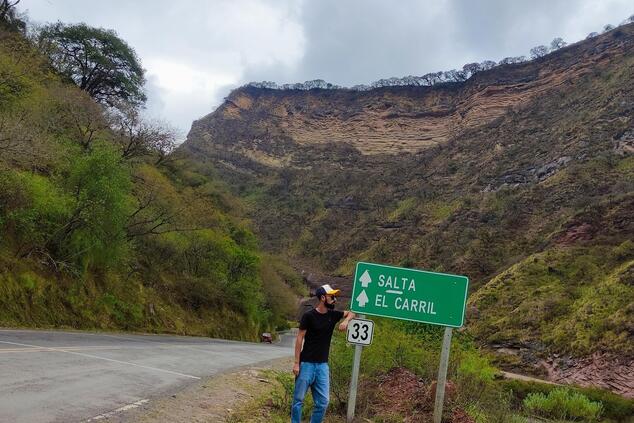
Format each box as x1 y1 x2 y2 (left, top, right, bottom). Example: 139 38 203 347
0 27 302 339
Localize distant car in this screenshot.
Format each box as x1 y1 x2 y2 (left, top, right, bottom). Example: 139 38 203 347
261 332 272 343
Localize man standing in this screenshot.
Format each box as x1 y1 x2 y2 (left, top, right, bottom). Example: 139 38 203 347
292 284 355 423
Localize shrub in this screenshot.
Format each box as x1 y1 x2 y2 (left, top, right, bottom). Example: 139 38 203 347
264 370 313 419
458 351 497 383
502 379 634 421
523 387 603 421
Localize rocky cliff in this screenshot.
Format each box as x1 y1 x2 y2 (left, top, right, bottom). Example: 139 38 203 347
186 24 633 159
182 24 634 396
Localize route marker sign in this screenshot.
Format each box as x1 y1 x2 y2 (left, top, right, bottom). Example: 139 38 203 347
346 318 374 346
350 262 469 327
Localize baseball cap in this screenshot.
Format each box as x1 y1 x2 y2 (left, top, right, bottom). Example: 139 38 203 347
315 284 340 297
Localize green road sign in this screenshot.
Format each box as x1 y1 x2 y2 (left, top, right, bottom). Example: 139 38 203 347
350 262 469 327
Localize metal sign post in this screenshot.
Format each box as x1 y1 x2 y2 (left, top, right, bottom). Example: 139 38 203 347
346 314 365 423
433 327 453 423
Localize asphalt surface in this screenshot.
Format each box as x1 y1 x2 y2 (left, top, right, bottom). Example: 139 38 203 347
0 328 294 423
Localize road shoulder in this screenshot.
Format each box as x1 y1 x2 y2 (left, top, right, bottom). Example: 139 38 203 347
114 356 293 423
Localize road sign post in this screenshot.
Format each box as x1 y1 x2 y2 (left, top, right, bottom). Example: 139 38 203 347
433 327 453 423
346 262 468 423
346 315 365 423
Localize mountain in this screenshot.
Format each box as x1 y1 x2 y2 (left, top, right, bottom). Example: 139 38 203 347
182 24 634 395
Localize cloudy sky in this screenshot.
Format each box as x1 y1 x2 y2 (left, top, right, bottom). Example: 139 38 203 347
21 0 633 135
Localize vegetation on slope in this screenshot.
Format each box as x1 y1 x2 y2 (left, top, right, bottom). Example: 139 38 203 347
230 320 634 422
470 244 634 356
184 25 634 358
0 24 301 339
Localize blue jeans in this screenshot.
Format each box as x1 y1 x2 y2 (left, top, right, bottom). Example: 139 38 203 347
291 362 330 423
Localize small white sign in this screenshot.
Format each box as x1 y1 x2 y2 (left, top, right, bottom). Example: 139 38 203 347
346 318 374 346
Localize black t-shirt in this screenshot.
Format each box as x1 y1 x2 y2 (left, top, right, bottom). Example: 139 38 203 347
299 308 344 363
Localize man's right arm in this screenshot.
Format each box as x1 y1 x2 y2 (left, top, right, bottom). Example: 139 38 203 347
293 329 306 376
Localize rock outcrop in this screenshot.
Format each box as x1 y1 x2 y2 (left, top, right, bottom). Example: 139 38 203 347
185 24 634 162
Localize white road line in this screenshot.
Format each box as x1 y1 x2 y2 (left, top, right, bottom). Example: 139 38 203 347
0 340 200 380
0 346 123 354
83 399 150 422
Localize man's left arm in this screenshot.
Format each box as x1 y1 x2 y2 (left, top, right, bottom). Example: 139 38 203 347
337 310 355 331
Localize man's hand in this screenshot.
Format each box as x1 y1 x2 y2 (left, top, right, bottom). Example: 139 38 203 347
293 362 300 376
338 310 355 332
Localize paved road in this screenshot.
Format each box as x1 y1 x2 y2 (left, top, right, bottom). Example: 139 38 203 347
0 329 294 423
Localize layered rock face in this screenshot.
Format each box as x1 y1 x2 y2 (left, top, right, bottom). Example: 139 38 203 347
186 24 633 163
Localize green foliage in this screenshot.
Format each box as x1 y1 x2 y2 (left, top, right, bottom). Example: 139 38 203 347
465 398 528 423
458 351 497 383
523 388 603 421
0 27 304 340
422 199 461 222
0 53 33 109
98 293 143 329
261 369 314 420
61 142 133 268
387 197 417 221
470 247 634 356
259 255 304 330
0 144 133 271
35 22 146 107
501 379 634 422
0 170 71 248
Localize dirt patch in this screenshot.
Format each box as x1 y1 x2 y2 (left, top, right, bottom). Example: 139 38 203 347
362 367 466 422
367 367 429 420
110 357 293 423
542 353 634 398
554 222 595 245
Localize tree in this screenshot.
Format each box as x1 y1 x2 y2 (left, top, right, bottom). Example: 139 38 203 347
36 23 146 108
0 0 25 32
109 105 178 164
442 69 467 82
550 37 567 51
150 122 178 166
479 60 497 71
499 56 526 65
462 62 482 79
49 87 108 150
530 45 549 59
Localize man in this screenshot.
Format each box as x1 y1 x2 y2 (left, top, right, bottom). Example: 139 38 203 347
291 284 355 423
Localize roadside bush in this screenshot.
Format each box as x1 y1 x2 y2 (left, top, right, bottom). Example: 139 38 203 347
0 170 71 250
454 353 520 423
457 351 497 383
264 370 313 420
523 387 603 421
465 398 529 423
502 379 634 422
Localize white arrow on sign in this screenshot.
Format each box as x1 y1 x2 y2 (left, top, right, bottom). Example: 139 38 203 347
359 270 372 287
356 290 369 307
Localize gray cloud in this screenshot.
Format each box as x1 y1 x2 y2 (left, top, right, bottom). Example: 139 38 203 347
21 0 633 133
